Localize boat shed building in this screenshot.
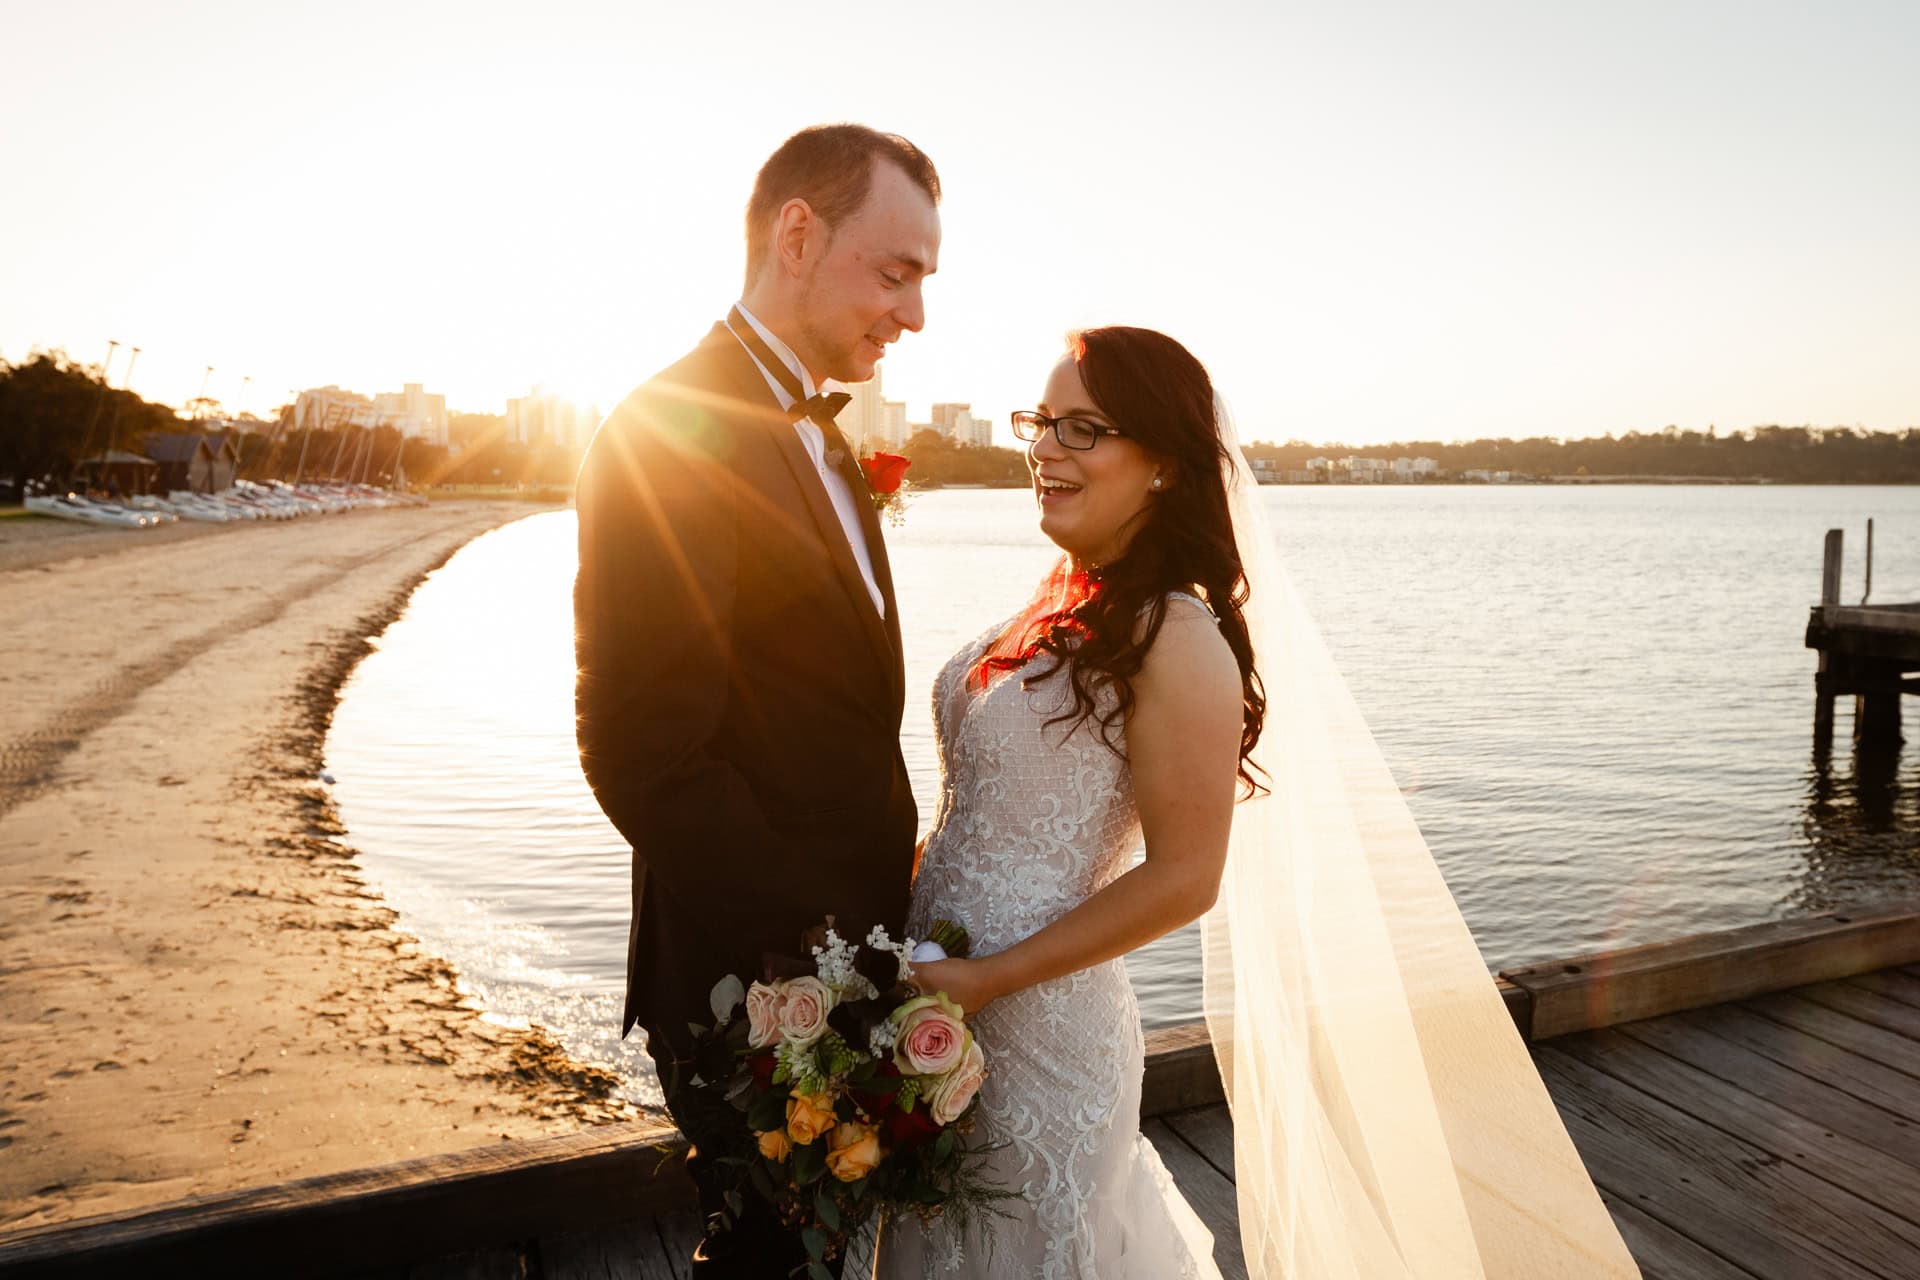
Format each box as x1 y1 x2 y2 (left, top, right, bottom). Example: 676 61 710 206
143 433 239 494
75 450 161 497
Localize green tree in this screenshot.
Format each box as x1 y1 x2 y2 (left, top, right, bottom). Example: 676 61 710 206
0 350 180 494
897 429 1030 487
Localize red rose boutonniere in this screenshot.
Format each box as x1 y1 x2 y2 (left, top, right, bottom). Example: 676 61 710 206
859 451 914 525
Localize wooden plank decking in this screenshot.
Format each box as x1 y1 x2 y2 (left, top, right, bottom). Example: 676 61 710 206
319 955 1920 1280
1533 967 1920 1280
5 907 1919 1278
322 1101 1250 1280
377 1108 1249 1280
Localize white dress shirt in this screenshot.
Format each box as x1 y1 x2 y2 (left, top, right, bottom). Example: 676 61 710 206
726 302 885 618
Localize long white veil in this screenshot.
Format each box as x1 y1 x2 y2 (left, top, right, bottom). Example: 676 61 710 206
1204 399 1640 1278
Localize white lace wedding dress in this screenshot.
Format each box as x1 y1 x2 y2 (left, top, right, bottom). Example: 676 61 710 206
873 596 1223 1279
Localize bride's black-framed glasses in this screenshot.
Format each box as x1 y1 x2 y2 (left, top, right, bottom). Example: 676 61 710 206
1009 410 1126 451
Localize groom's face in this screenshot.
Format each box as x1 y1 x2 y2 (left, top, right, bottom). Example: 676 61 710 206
796 161 941 383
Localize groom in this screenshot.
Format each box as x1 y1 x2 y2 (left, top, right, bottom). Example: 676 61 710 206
574 125 940 1276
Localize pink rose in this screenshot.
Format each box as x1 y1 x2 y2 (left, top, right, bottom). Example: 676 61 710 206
891 994 969 1076
745 982 785 1049
777 976 836 1048
926 1039 986 1125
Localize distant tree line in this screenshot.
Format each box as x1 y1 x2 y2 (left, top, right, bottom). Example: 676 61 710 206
1241 425 1920 483
0 351 182 495
12 347 1912 499
0 351 580 497
895 429 1031 487
894 423 1920 488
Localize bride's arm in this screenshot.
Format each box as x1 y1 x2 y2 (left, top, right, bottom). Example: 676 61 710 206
911 603 1244 1015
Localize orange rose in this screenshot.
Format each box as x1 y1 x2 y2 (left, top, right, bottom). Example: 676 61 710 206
756 1128 792 1162
825 1121 882 1182
785 1091 837 1146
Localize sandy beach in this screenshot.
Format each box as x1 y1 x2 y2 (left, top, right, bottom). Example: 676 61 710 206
0 503 632 1233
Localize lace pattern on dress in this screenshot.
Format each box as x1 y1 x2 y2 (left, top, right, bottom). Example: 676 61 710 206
876 593 1219 1279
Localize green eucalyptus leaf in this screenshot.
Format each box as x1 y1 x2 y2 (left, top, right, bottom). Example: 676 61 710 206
816 1190 842 1232
792 1141 822 1184
748 1092 787 1132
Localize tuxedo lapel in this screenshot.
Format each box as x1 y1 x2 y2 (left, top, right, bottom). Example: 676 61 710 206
700 326 898 685
843 464 906 707
766 425 899 683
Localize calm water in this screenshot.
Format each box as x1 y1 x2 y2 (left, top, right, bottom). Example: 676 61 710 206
327 487 1920 1107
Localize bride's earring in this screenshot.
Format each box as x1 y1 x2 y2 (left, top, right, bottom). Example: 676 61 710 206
1151 474 1164 490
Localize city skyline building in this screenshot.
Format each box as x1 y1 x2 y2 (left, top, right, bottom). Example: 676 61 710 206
954 408 991 448
371 382 448 447
929 402 992 448
839 372 884 450
505 384 598 449
880 400 909 449
292 385 374 432
294 382 448 445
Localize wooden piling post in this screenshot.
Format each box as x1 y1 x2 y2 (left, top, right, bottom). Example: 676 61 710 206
1858 682 1905 748
1815 529 1842 742
1822 528 1844 608
1863 517 1874 605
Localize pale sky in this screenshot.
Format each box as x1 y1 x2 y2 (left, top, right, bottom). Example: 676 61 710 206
3 1 1915 447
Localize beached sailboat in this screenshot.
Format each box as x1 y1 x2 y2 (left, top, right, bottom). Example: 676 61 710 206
23 493 157 528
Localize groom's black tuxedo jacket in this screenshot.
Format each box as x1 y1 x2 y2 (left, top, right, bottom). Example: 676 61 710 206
574 323 918 1055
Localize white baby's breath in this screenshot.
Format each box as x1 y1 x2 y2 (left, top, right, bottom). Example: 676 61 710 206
868 1018 899 1059
865 924 920 982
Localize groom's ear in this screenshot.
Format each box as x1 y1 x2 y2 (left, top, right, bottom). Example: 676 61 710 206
772 197 825 277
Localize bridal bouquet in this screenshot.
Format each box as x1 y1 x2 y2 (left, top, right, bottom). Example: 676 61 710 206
685 919 1008 1276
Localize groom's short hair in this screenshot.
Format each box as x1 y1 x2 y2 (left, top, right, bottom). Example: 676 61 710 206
745 124 941 282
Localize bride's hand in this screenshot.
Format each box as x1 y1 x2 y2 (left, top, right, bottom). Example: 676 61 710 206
908 957 999 1017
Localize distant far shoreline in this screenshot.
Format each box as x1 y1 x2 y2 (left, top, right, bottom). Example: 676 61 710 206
905 477 1917 490
1250 476 1917 487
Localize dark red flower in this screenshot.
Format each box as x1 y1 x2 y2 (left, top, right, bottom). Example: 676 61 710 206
748 1051 778 1090
860 451 912 495
882 1101 942 1150
851 1059 903 1120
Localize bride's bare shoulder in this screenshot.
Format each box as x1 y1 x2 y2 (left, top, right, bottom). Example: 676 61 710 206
1134 594 1239 711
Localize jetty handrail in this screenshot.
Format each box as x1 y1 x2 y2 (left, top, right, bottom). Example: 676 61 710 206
1498 900 1920 1040
0 1118 685 1278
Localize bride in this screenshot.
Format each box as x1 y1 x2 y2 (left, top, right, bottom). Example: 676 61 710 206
883 326 1252 1277
879 328 1641 1278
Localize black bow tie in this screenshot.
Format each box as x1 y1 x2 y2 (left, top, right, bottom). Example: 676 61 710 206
793 392 857 469
722 308 858 469
791 391 851 429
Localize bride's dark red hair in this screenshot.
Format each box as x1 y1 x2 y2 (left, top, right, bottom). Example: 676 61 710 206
973 327 1266 795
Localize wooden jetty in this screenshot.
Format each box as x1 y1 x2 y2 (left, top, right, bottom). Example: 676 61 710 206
3 903 1919 1279
1810 523 1920 748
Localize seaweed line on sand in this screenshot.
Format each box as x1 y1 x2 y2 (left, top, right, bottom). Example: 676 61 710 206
255 535 638 1129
